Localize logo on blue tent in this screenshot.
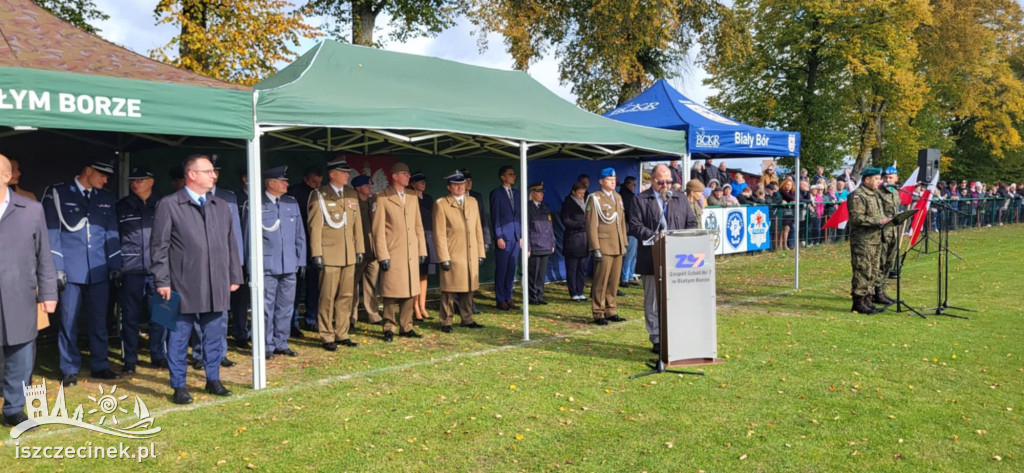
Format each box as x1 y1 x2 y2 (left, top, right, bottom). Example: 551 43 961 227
607 101 659 116
725 210 745 249
694 127 720 149
788 134 796 153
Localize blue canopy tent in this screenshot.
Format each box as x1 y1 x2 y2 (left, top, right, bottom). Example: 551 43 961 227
604 79 804 288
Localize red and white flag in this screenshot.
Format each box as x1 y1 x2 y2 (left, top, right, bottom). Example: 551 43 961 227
823 170 859 229
907 170 940 246
899 167 920 206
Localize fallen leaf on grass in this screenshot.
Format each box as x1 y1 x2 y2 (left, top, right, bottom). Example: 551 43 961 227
738 454 748 460
246 464 257 470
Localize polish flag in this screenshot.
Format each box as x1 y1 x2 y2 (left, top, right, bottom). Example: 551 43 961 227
907 170 940 246
899 167 920 206
823 170 859 229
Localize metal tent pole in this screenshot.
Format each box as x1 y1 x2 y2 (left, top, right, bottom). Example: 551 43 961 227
794 154 800 289
520 141 530 341
248 108 267 390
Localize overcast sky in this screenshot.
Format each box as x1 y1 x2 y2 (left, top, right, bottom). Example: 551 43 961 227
91 0 716 108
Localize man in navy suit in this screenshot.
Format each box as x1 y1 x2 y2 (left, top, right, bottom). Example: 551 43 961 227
41 160 122 387
489 165 521 310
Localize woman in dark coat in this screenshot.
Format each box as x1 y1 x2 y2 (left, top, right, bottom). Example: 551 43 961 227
560 182 589 301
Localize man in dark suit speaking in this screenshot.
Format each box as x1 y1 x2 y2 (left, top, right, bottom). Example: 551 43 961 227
152 154 243 405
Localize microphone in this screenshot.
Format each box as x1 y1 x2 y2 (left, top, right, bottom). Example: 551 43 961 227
665 190 673 200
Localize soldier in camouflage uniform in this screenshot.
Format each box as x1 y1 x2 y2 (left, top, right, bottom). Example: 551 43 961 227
847 168 892 314
876 166 901 306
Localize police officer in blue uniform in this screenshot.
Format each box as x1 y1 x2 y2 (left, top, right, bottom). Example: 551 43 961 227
258 166 306 359
116 167 166 373
190 156 244 369
42 160 122 386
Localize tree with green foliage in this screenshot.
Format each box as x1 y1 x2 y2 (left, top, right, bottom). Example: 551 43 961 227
467 0 722 113
150 0 320 86
32 0 109 33
307 0 459 47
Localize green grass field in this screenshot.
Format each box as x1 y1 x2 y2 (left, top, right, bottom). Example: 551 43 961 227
3 225 1022 472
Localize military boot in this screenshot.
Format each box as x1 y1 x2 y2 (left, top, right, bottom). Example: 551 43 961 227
873 290 895 306
852 296 878 315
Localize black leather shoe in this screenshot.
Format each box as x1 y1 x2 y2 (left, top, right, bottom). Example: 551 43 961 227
383 330 395 342
462 322 485 329
322 342 338 352
220 358 237 368
605 314 626 322
399 329 424 338
234 338 250 349
338 339 358 347
122 364 137 375
472 307 482 315
205 380 232 396
151 359 169 370
651 343 661 354
3 412 30 428
290 327 304 338
440 326 453 333
274 348 298 357
91 369 121 380
193 359 205 370
616 289 625 296
593 319 609 326
266 352 274 360
172 388 193 405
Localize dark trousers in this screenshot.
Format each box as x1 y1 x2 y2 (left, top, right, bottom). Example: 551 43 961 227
293 258 319 330
2 341 34 417
230 283 250 342
527 253 549 302
58 281 110 374
119 274 167 365
169 311 225 388
494 242 520 303
265 273 297 352
564 256 587 297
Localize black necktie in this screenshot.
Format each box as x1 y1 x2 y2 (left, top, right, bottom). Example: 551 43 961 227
84 189 91 203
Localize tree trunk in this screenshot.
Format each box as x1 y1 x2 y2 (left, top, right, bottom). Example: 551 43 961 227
352 1 376 46
180 0 208 70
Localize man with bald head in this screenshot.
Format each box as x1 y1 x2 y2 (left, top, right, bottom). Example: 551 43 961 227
0 154 58 427
628 163 698 354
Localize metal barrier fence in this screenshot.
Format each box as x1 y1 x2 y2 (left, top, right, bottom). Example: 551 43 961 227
706 197 1023 251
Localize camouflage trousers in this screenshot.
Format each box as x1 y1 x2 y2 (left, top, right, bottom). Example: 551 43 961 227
850 240 881 297
877 232 899 290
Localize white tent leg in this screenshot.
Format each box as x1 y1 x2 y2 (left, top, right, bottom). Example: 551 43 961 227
794 155 800 290
247 132 267 390
520 141 530 341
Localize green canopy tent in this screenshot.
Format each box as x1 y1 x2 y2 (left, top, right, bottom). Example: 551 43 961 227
247 40 687 388
0 0 254 192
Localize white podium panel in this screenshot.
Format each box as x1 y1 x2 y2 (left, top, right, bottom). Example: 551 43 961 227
660 230 719 365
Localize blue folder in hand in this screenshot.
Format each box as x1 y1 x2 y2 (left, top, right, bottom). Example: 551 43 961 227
151 291 181 331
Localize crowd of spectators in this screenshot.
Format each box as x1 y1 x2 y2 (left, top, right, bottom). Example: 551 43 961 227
672 160 1024 251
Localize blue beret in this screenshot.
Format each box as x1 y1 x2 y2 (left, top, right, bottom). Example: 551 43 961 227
600 167 616 179
883 166 898 175
262 165 288 181
351 175 370 187
861 167 882 177
128 167 153 179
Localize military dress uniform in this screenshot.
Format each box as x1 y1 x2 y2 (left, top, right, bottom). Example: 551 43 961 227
373 163 427 339
115 167 164 371
308 160 364 349
41 161 122 382
350 175 382 326
877 167 901 304
432 171 486 331
586 175 628 324
259 167 307 358
848 168 887 314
